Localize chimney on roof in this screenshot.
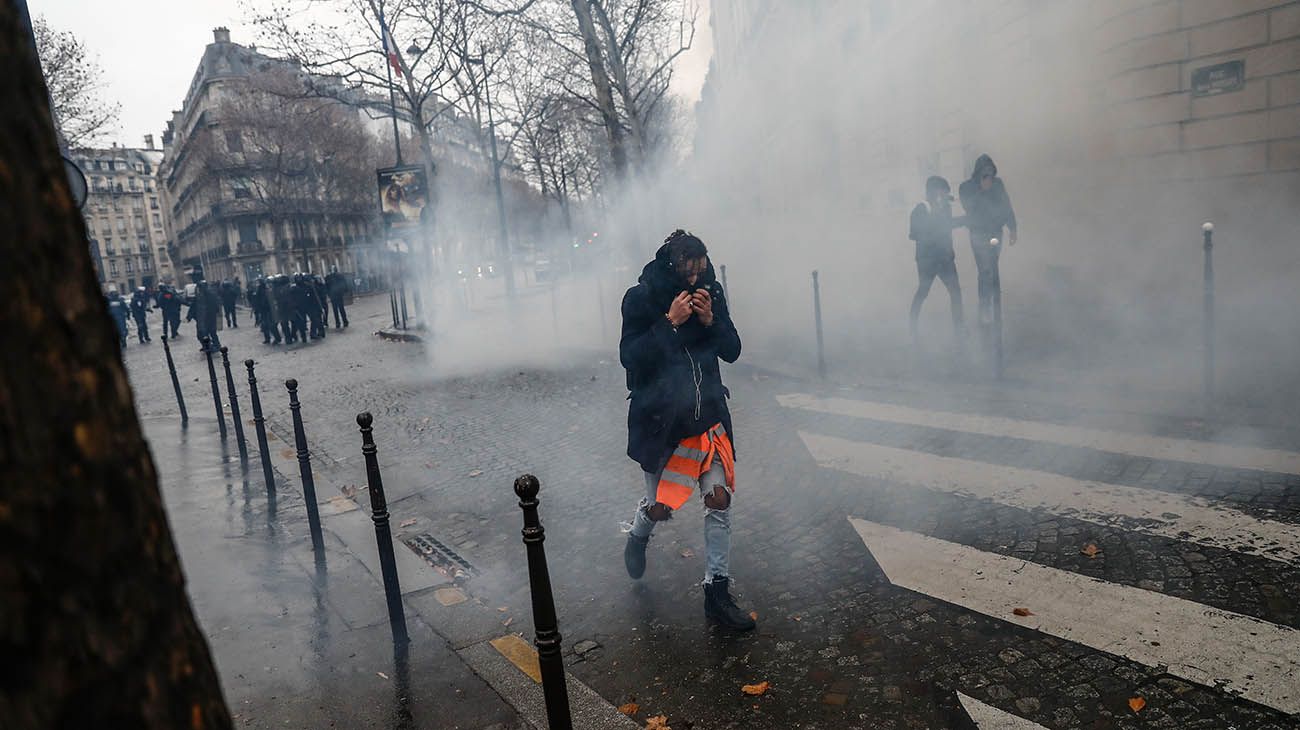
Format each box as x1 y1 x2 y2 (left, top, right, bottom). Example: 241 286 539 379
213 27 231 43
143 134 155 150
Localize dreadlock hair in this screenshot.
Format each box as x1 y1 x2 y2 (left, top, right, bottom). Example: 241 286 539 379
664 229 708 270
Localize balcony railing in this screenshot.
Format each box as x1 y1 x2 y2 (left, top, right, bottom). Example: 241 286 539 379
236 240 266 255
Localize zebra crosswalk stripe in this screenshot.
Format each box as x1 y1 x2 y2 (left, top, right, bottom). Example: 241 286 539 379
849 517 1300 715
779 393 1300 475
957 693 1048 730
801 430 1300 568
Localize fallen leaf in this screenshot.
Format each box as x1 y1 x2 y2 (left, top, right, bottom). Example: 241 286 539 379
1081 543 1101 558
502 617 513 628
617 702 639 716
741 681 770 696
1012 607 1034 617
749 611 759 621
341 485 358 498
469 469 483 477
644 715 670 730
680 548 694 558
1128 696 1146 712
399 518 417 528
792 615 802 622
376 671 388 680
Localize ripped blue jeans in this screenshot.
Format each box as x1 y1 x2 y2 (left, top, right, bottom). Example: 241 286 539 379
629 461 731 584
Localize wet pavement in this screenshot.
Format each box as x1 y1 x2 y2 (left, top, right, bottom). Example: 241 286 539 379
130 292 1300 729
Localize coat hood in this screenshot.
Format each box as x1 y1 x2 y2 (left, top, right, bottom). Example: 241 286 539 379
970 154 997 180
638 242 719 306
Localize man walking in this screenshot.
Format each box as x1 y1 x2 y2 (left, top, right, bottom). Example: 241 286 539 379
219 280 239 328
957 154 1017 328
129 286 152 343
908 175 965 343
325 266 350 329
619 229 755 631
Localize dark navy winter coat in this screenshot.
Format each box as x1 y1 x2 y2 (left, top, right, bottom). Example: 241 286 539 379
620 243 741 473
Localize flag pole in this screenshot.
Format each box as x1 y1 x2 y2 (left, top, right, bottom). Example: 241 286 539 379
378 4 403 166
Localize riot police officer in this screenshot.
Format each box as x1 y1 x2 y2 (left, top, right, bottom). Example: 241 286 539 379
106 290 129 349
129 286 153 343
186 267 222 352
155 283 183 338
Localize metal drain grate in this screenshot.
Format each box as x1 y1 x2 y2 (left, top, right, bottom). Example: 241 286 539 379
403 533 475 579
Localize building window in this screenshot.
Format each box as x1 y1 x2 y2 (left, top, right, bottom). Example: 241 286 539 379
117 217 127 233
138 238 149 252
225 129 244 153
104 238 114 254
237 220 258 243
125 259 133 273
143 257 152 271
231 177 252 199
153 213 162 227
150 197 159 209
110 261 118 276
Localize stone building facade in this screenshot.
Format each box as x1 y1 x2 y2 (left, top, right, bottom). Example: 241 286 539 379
159 28 377 285
72 140 175 293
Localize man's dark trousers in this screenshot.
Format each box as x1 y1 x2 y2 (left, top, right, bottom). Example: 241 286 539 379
911 254 962 335
329 296 348 328
970 234 1002 323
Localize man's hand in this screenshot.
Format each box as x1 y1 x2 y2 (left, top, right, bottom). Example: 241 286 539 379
667 291 693 327
691 288 714 327
1008 229 1018 247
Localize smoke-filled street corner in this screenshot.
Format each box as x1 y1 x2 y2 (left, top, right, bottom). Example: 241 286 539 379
6 2 1300 730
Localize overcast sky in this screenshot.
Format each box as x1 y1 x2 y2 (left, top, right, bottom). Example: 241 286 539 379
33 0 713 149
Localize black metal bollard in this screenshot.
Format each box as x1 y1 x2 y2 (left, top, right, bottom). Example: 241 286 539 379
1203 222 1215 405
245 359 276 495
811 270 826 379
161 333 188 425
201 336 227 438
220 347 248 460
720 264 729 297
357 412 409 646
513 475 573 730
286 379 325 554
390 289 400 329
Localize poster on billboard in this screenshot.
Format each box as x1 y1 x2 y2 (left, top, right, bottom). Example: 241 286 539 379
376 164 429 227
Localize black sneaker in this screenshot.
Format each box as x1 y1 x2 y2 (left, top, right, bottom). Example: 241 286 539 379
704 576 756 631
624 533 649 579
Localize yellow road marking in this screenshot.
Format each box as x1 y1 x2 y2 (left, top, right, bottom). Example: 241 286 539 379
490 634 541 683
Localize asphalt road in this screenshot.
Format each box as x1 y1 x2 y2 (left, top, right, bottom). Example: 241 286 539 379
125 293 1300 729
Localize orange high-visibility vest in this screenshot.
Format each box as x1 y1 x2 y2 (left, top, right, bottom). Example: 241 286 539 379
656 423 735 510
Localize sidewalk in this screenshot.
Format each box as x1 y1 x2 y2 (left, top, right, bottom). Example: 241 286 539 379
144 414 630 729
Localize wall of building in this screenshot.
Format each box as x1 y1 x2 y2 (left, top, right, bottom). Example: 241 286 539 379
73 145 174 293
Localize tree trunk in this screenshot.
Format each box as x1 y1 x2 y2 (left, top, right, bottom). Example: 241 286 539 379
0 4 232 729
568 0 627 179
589 0 645 164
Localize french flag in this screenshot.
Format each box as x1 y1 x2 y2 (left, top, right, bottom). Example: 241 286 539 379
379 10 403 78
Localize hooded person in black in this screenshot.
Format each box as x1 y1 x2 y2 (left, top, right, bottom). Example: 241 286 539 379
909 175 965 342
957 154 1017 326
618 230 754 631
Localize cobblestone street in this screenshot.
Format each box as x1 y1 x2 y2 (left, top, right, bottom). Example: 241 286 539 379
125 294 1300 729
